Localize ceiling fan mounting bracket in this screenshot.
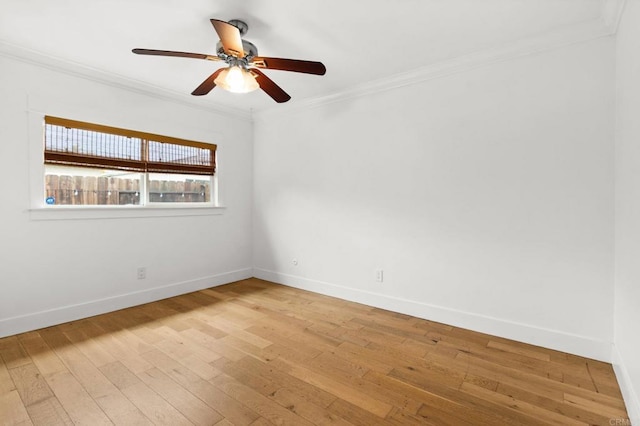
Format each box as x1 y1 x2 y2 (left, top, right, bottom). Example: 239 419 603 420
228 19 249 36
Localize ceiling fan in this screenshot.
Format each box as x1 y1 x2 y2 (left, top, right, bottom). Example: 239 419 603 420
132 19 326 103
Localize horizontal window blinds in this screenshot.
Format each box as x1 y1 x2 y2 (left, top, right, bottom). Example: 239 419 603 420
44 116 216 175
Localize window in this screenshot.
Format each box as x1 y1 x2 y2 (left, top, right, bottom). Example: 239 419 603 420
43 116 216 207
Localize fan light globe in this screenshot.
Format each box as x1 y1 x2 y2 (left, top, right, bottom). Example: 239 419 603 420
215 66 259 93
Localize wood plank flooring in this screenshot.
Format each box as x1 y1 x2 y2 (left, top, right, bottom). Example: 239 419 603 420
0 278 630 425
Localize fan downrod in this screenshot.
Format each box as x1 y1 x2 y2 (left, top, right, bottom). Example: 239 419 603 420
228 19 249 36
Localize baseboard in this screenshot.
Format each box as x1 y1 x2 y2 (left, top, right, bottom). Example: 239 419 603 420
612 345 640 424
253 268 613 362
0 268 253 338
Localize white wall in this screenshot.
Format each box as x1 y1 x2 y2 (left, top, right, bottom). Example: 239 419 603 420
0 55 254 337
253 38 615 361
613 0 640 422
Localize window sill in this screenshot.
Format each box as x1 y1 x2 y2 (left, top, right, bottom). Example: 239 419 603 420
29 205 226 221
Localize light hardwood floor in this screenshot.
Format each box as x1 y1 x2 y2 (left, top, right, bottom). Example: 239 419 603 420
0 278 630 425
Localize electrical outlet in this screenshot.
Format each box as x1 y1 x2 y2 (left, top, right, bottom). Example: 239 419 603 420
375 269 384 283
137 267 147 280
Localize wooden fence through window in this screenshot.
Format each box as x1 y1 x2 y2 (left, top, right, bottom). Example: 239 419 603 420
45 175 210 205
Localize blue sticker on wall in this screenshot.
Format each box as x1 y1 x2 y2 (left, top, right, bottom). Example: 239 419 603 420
45 197 55 205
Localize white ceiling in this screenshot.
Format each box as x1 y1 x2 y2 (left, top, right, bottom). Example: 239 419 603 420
0 0 619 114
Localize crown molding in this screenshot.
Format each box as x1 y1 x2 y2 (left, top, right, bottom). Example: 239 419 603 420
0 40 253 123
253 17 613 121
1 12 617 125
602 0 627 34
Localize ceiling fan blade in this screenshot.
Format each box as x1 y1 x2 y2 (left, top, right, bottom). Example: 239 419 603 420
210 19 244 57
191 69 224 96
252 57 326 75
132 48 220 61
251 69 291 103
